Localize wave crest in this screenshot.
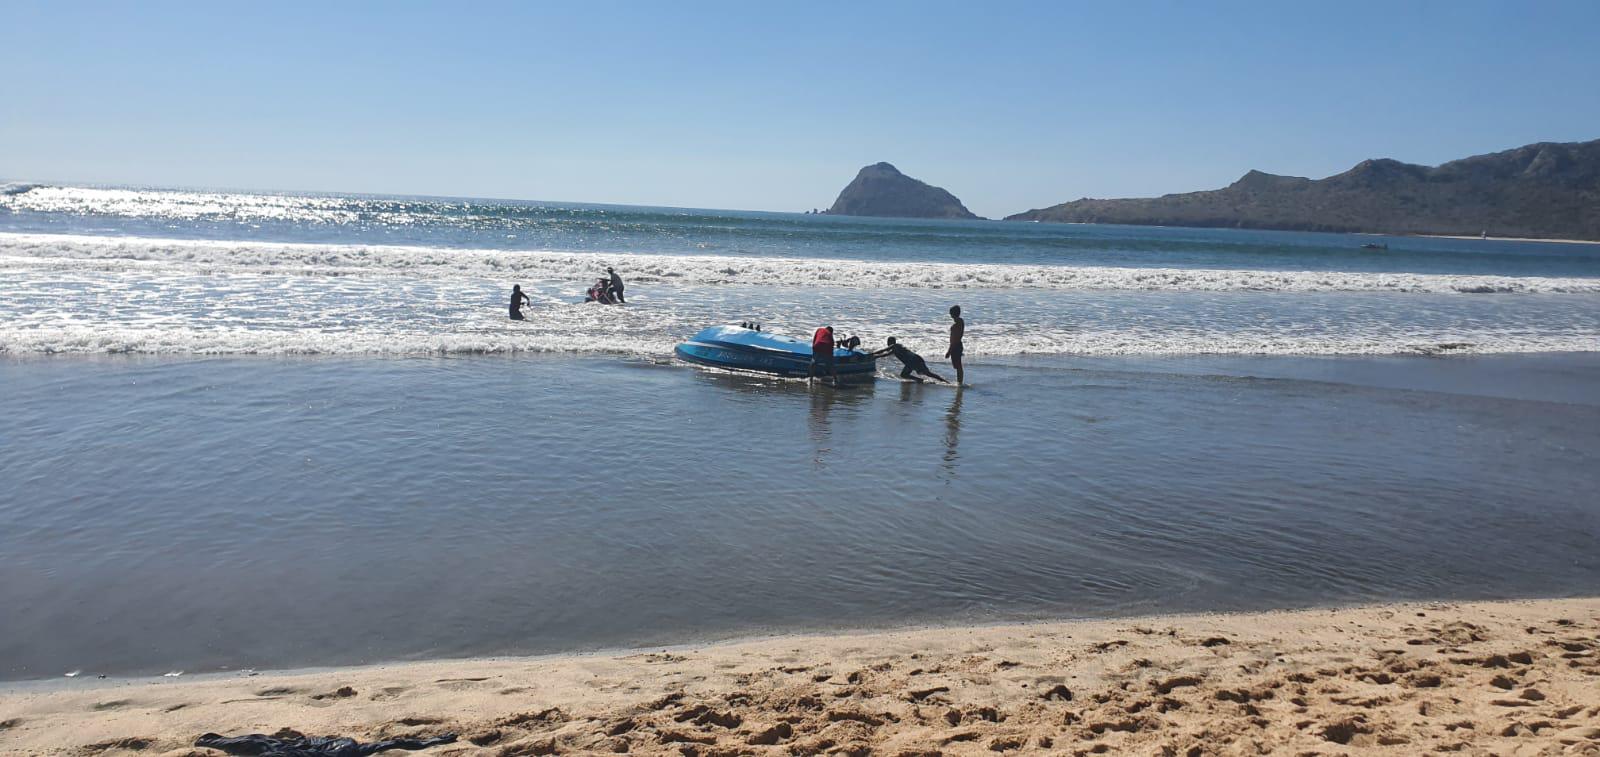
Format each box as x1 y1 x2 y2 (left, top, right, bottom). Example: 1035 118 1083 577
1 182 44 196
5 233 1599 295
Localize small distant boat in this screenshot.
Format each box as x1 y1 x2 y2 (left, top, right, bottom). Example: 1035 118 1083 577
675 325 877 379
1360 242 1388 250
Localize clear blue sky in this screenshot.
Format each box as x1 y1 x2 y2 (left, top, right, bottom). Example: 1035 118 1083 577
4 0 1597 217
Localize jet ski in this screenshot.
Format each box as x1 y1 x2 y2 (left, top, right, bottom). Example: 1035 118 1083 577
674 325 877 379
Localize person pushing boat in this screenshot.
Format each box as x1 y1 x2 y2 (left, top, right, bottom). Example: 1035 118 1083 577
870 337 947 383
809 325 838 385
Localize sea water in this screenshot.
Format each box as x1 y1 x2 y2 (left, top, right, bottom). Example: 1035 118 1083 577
2 185 1598 680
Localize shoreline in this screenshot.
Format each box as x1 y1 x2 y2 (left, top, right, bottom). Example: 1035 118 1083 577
4 598 1596 755
1418 233 1600 245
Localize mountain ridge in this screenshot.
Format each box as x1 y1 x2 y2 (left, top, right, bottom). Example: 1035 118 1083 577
1005 139 1600 240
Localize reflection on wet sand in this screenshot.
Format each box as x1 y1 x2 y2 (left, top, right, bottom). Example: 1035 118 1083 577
807 382 876 469
943 386 964 477
891 380 964 478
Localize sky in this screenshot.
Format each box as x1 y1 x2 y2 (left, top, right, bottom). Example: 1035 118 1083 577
3 1 1598 218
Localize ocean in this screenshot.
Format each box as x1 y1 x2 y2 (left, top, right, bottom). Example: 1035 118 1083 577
2 184 1598 681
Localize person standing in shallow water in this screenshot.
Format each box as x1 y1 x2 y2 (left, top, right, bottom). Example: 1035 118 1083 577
946 305 965 385
605 267 625 304
509 284 532 320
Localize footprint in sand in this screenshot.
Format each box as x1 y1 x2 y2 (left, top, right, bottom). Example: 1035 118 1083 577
90 700 132 711
605 718 636 737
434 678 492 691
368 686 411 701
395 716 445 726
255 686 302 697
498 708 567 728
645 692 685 710
744 721 791 746
673 704 742 729
1152 676 1203 695
1039 684 1073 701
988 736 1025 751
83 737 154 752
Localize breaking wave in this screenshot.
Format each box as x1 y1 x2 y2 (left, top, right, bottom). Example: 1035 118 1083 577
5 233 1599 294
3 324 1596 358
3 231 1597 358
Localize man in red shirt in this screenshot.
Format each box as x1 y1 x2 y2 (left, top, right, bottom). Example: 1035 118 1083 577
809 325 837 385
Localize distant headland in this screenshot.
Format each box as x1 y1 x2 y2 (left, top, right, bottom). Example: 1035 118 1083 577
1005 139 1600 241
815 140 1599 241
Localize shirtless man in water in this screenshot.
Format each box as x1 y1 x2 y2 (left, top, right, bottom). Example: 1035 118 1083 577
871 337 947 383
509 284 532 320
946 305 965 385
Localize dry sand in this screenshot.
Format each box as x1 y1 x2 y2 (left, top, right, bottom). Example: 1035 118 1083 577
2 598 1597 756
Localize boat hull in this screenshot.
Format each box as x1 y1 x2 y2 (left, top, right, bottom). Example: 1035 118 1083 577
675 325 877 379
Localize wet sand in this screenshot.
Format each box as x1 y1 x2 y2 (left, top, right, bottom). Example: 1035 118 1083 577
7 354 1600 683
3 598 1597 755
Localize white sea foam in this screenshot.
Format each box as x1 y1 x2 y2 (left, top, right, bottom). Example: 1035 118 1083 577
0 325 673 357
5 232 1599 295
3 322 1595 359
3 232 1597 358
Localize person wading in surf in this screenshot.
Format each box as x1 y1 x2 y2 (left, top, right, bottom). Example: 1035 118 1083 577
946 305 965 385
605 267 626 304
509 284 532 320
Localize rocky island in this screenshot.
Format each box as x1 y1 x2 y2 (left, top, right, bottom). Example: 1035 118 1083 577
824 162 981 220
1006 139 1600 241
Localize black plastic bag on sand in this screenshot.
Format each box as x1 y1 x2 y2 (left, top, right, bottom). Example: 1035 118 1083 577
195 731 456 756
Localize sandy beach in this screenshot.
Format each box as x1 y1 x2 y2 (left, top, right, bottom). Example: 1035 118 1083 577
3 598 1596 756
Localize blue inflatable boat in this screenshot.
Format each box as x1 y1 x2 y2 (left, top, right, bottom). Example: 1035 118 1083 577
675 325 877 379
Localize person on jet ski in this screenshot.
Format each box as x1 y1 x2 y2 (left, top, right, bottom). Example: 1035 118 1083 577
585 278 615 304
